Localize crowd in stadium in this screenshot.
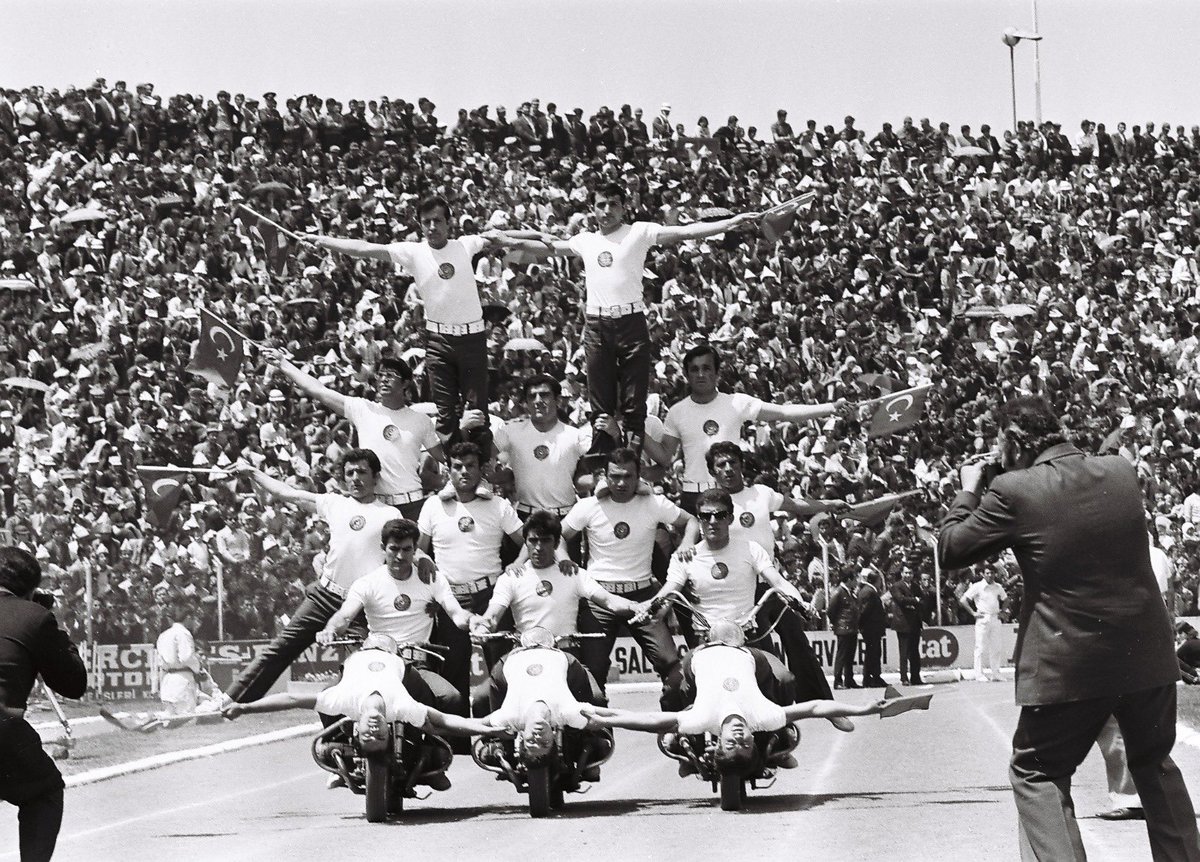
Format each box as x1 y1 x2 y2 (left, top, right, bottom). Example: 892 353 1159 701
1 78 1198 648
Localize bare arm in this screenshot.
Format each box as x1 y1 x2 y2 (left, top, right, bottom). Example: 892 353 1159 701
642 433 680 467
225 692 318 717
757 401 841 424
307 234 393 263
436 589 475 630
656 212 762 244
263 347 347 416
780 497 849 518
582 706 679 733
317 593 367 643
782 698 883 722
425 709 510 737
589 588 640 616
239 466 320 512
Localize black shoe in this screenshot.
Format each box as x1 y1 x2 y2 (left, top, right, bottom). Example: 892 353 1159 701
1097 807 1145 821
864 680 887 688
900 678 910 685
833 683 844 690
910 678 924 686
844 682 861 689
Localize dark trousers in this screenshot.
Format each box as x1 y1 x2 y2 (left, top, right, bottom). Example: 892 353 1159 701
861 631 884 683
227 584 366 703
1010 683 1200 862
423 329 491 445
1 715 65 862
431 587 510 717
16 788 62 862
833 633 858 686
577 583 681 709
755 591 833 701
897 630 923 683
583 312 650 443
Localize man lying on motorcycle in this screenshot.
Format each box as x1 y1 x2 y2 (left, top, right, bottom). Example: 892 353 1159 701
470 510 641 779
224 633 508 789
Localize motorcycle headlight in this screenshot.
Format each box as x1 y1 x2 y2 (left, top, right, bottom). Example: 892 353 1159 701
707 620 746 648
520 627 556 649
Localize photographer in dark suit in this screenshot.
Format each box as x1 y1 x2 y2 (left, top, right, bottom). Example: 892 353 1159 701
939 396 1200 862
0 547 88 862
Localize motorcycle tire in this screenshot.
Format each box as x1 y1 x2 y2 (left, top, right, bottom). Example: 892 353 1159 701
719 771 746 811
528 765 553 818
364 752 391 822
550 779 565 810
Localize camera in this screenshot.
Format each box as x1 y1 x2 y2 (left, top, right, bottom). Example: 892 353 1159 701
31 590 56 610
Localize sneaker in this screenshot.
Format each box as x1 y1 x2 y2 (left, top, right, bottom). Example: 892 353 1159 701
424 772 452 792
774 753 799 769
828 717 855 733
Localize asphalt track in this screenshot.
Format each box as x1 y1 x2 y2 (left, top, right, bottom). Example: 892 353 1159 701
4 681 1199 862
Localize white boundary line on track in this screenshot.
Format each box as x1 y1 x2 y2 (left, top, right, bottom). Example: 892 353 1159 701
63 722 321 787
31 714 104 732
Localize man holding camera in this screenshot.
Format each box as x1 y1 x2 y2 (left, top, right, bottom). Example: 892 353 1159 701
0 546 88 862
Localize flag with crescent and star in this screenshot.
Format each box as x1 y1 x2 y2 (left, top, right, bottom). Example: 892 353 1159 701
136 467 188 526
187 308 245 389
761 191 817 243
842 490 923 529
867 384 933 439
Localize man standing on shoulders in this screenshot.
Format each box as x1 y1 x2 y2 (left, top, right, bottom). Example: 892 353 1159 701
263 349 441 518
960 567 1008 682
939 396 1200 861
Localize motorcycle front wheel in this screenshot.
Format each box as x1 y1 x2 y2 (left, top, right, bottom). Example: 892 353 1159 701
364 752 391 822
719 771 746 811
528 764 553 818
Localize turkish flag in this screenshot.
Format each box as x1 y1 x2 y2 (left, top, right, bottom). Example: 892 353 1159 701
187 308 245 389
843 490 922 529
137 467 188 526
761 191 816 243
867 384 933 439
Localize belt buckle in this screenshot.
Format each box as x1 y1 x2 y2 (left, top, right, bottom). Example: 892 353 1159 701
608 305 621 316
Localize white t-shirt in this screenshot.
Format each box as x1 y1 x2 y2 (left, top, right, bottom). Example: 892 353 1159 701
315 495 399 592
730 484 785 554
663 392 765 487
417 494 522 586
1149 544 1173 594
347 564 462 643
665 537 777 623
568 222 661 308
563 494 684 582
387 235 487 324
494 418 590 510
315 649 428 725
343 397 439 496
964 580 1007 617
676 645 786 735
489 562 606 637
488 648 587 731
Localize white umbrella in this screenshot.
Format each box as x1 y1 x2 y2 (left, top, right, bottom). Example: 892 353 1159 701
60 208 110 225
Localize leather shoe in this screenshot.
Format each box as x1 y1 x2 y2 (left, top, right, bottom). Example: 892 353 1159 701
424 771 452 792
581 765 601 782
677 760 699 778
828 716 855 733
844 682 861 689
864 679 887 688
1097 807 1144 821
773 753 799 769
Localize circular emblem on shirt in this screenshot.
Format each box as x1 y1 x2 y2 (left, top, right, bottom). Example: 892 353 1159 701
382 424 400 441
349 516 366 531
457 516 475 532
393 594 412 612
536 580 553 597
702 420 720 436
533 444 550 461
722 677 740 692
368 661 386 672
597 251 614 268
711 562 729 580
613 521 631 539
437 262 456 280
739 512 755 528
526 663 544 677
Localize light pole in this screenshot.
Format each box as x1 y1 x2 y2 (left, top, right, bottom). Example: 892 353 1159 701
1002 26 1043 132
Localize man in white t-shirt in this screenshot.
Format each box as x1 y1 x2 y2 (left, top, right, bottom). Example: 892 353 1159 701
318 518 472 715
226 448 421 703
960 568 1008 682
262 348 441 518
644 343 850 513
538 183 762 456
561 448 695 705
306 195 533 449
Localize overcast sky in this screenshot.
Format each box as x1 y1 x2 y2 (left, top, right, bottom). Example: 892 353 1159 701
8 0 1200 134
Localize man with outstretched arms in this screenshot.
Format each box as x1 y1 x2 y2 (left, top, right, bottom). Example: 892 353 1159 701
263 349 441 517
644 343 848 513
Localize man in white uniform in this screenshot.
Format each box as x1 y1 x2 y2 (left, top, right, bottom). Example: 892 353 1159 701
262 348 441 518
155 600 202 715
960 568 1008 681
644 343 850 513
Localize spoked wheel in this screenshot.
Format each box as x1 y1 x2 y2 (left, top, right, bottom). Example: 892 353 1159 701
528 764 554 818
719 771 746 811
364 752 391 822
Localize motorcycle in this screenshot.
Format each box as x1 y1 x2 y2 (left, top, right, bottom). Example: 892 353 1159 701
312 640 455 822
641 587 802 811
469 628 614 818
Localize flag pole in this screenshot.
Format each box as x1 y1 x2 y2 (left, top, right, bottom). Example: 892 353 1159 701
822 543 830 630
140 466 234 476
236 203 304 242
216 566 225 641
933 540 943 626
199 308 269 352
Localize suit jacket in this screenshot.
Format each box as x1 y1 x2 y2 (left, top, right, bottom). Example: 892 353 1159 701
826 583 859 636
888 579 923 633
0 594 88 710
857 582 887 637
939 443 1177 706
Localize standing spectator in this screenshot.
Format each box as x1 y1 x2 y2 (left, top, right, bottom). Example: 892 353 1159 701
827 567 860 689
960 567 1008 682
857 569 887 687
889 563 925 685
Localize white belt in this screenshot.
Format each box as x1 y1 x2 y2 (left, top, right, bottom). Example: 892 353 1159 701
377 490 428 506
585 301 645 319
448 574 497 598
317 575 348 599
595 576 657 595
515 502 575 517
426 320 485 335
679 479 716 493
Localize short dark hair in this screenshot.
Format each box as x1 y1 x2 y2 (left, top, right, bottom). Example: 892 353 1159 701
341 447 382 477
378 356 413 381
417 195 451 222
522 510 563 542
448 442 484 465
705 441 744 473
713 716 759 774
682 342 721 374
522 374 560 400
592 182 627 205
696 488 734 513
0 546 42 596
606 447 641 476
381 519 420 547
998 396 1068 453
